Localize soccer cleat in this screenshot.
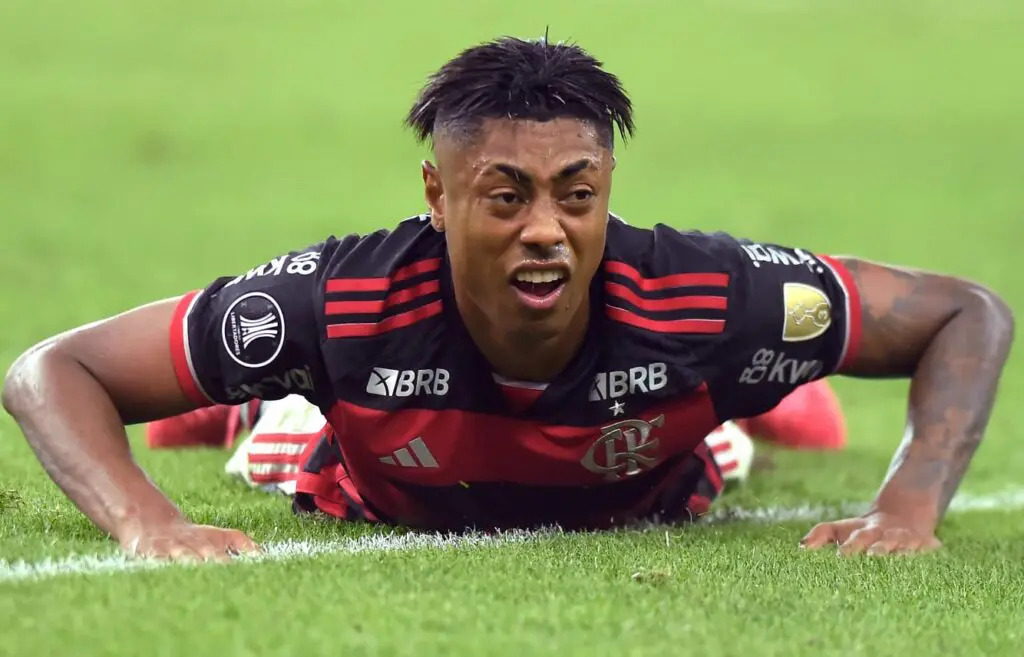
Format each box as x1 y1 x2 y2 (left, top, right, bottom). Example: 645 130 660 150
145 400 261 450
740 378 846 450
224 395 330 496
704 421 756 484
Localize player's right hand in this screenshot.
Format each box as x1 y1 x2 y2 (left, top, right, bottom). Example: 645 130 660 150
118 519 261 562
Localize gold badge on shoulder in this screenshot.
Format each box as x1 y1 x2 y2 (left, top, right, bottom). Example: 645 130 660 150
782 283 832 342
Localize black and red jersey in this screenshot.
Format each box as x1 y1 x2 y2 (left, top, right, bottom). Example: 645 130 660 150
169 214 861 530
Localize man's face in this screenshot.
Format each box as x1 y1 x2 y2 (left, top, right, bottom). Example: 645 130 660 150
424 117 613 343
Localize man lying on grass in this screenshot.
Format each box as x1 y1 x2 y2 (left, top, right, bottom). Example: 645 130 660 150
2 35 1014 562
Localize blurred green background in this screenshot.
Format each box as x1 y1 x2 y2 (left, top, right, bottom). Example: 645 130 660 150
1 0 1022 499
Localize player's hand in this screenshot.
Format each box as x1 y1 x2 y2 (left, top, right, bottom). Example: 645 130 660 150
799 511 942 556
118 519 262 562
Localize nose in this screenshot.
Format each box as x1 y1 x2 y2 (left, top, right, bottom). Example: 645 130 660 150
519 209 567 258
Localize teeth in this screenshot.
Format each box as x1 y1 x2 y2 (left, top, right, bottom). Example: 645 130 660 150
515 270 565 284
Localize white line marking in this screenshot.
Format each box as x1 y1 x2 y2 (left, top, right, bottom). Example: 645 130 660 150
2 489 1022 584
0 531 538 584
706 488 1024 524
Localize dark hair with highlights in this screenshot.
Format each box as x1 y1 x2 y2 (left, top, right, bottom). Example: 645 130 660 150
405 35 635 149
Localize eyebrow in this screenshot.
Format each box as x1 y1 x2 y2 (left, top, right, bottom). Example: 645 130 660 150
489 158 594 187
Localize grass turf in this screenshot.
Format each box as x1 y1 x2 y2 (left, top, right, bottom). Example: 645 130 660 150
1 1 1022 655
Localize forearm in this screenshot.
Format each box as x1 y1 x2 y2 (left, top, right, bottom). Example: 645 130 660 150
2 346 185 539
872 291 1014 525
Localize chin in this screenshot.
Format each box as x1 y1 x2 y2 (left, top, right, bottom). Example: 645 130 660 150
512 307 574 340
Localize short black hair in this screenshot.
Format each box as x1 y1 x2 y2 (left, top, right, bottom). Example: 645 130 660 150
405 35 635 150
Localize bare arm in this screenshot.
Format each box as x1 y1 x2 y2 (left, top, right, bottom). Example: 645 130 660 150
832 257 1014 530
1 298 249 556
4 239 335 560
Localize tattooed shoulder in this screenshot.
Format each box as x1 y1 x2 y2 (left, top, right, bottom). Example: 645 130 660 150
832 257 962 378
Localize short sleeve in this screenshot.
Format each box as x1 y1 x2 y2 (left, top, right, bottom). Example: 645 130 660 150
168 239 340 407
704 237 863 420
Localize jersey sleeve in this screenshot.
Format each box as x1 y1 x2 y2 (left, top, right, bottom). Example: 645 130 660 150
705 236 863 421
168 239 341 408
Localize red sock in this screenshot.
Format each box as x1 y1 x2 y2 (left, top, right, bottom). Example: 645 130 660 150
742 379 847 450
146 404 238 449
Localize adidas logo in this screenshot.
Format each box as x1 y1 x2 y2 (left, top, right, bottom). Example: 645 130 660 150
378 437 438 469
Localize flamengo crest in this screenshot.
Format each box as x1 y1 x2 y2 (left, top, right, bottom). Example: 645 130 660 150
581 415 664 482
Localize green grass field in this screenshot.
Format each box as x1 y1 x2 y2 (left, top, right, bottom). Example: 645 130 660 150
2 1 1023 655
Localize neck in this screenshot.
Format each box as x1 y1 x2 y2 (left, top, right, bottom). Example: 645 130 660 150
459 300 590 383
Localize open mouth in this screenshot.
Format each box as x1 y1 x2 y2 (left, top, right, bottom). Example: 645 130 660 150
510 269 568 309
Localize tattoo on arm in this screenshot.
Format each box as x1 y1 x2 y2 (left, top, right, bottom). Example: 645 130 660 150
835 257 1014 522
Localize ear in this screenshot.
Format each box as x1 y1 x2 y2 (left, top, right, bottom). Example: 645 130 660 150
421 160 445 232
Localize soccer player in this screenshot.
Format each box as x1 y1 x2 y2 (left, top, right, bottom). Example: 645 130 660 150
2 36 1013 562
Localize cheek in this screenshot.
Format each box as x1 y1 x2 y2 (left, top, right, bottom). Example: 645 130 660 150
448 214 508 282
568 217 608 272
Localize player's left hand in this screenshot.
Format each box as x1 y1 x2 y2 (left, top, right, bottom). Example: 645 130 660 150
799 511 942 556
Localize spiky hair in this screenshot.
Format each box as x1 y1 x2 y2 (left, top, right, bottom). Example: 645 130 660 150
405 35 635 149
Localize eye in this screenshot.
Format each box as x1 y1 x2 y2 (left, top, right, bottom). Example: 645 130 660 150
496 192 521 205
566 189 595 203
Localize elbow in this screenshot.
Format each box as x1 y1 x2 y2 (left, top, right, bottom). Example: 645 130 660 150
965 283 1015 353
2 342 55 421
2 353 28 420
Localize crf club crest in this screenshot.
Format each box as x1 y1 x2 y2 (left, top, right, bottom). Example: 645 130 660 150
581 415 664 481
220 291 286 369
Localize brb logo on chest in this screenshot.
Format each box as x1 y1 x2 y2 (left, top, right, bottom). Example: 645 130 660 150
588 362 668 401
221 292 286 369
366 367 450 398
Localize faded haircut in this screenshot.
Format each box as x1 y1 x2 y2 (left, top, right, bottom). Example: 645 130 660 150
405 35 635 150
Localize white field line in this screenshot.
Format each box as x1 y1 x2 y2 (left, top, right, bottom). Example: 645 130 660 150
0 531 537 585
706 487 1024 524
2 488 1023 584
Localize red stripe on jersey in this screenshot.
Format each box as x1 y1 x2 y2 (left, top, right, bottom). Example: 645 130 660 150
818 255 863 370
325 258 443 293
327 300 443 338
168 291 213 407
325 277 389 293
604 282 728 312
325 280 440 316
605 261 729 291
393 258 442 283
605 306 726 334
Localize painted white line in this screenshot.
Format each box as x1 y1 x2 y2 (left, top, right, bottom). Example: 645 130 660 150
706 488 1024 524
0 530 538 584
2 489 1022 584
